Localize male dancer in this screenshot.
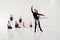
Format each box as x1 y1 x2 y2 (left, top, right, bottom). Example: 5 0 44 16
31 5 45 32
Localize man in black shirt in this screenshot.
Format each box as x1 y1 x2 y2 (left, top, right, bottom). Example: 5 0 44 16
31 6 45 32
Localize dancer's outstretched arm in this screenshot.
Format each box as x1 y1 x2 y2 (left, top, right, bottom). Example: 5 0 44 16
31 6 33 13
37 13 45 16
39 16 48 19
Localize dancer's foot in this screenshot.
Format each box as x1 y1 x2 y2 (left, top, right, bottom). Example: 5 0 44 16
34 31 36 33
41 30 43 32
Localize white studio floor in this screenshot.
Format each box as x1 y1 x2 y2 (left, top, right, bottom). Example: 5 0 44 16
0 27 43 40
0 26 60 40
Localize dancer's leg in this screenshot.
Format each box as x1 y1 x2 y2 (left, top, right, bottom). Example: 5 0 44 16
38 20 43 32
34 20 37 32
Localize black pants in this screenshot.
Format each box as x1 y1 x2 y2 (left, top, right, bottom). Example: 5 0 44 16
35 20 43 32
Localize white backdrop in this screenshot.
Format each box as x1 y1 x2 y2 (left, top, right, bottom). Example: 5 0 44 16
0 0 48 29
0 0 60 40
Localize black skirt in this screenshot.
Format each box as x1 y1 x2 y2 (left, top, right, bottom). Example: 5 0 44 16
8 26 12 29
15 24 19 28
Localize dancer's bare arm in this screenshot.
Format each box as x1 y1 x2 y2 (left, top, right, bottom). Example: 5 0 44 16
37 13 45 16
31 5 33 13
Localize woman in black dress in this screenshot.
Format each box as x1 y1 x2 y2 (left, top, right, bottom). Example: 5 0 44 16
7 21 12 29
15 21 21 28
19 16 22 27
